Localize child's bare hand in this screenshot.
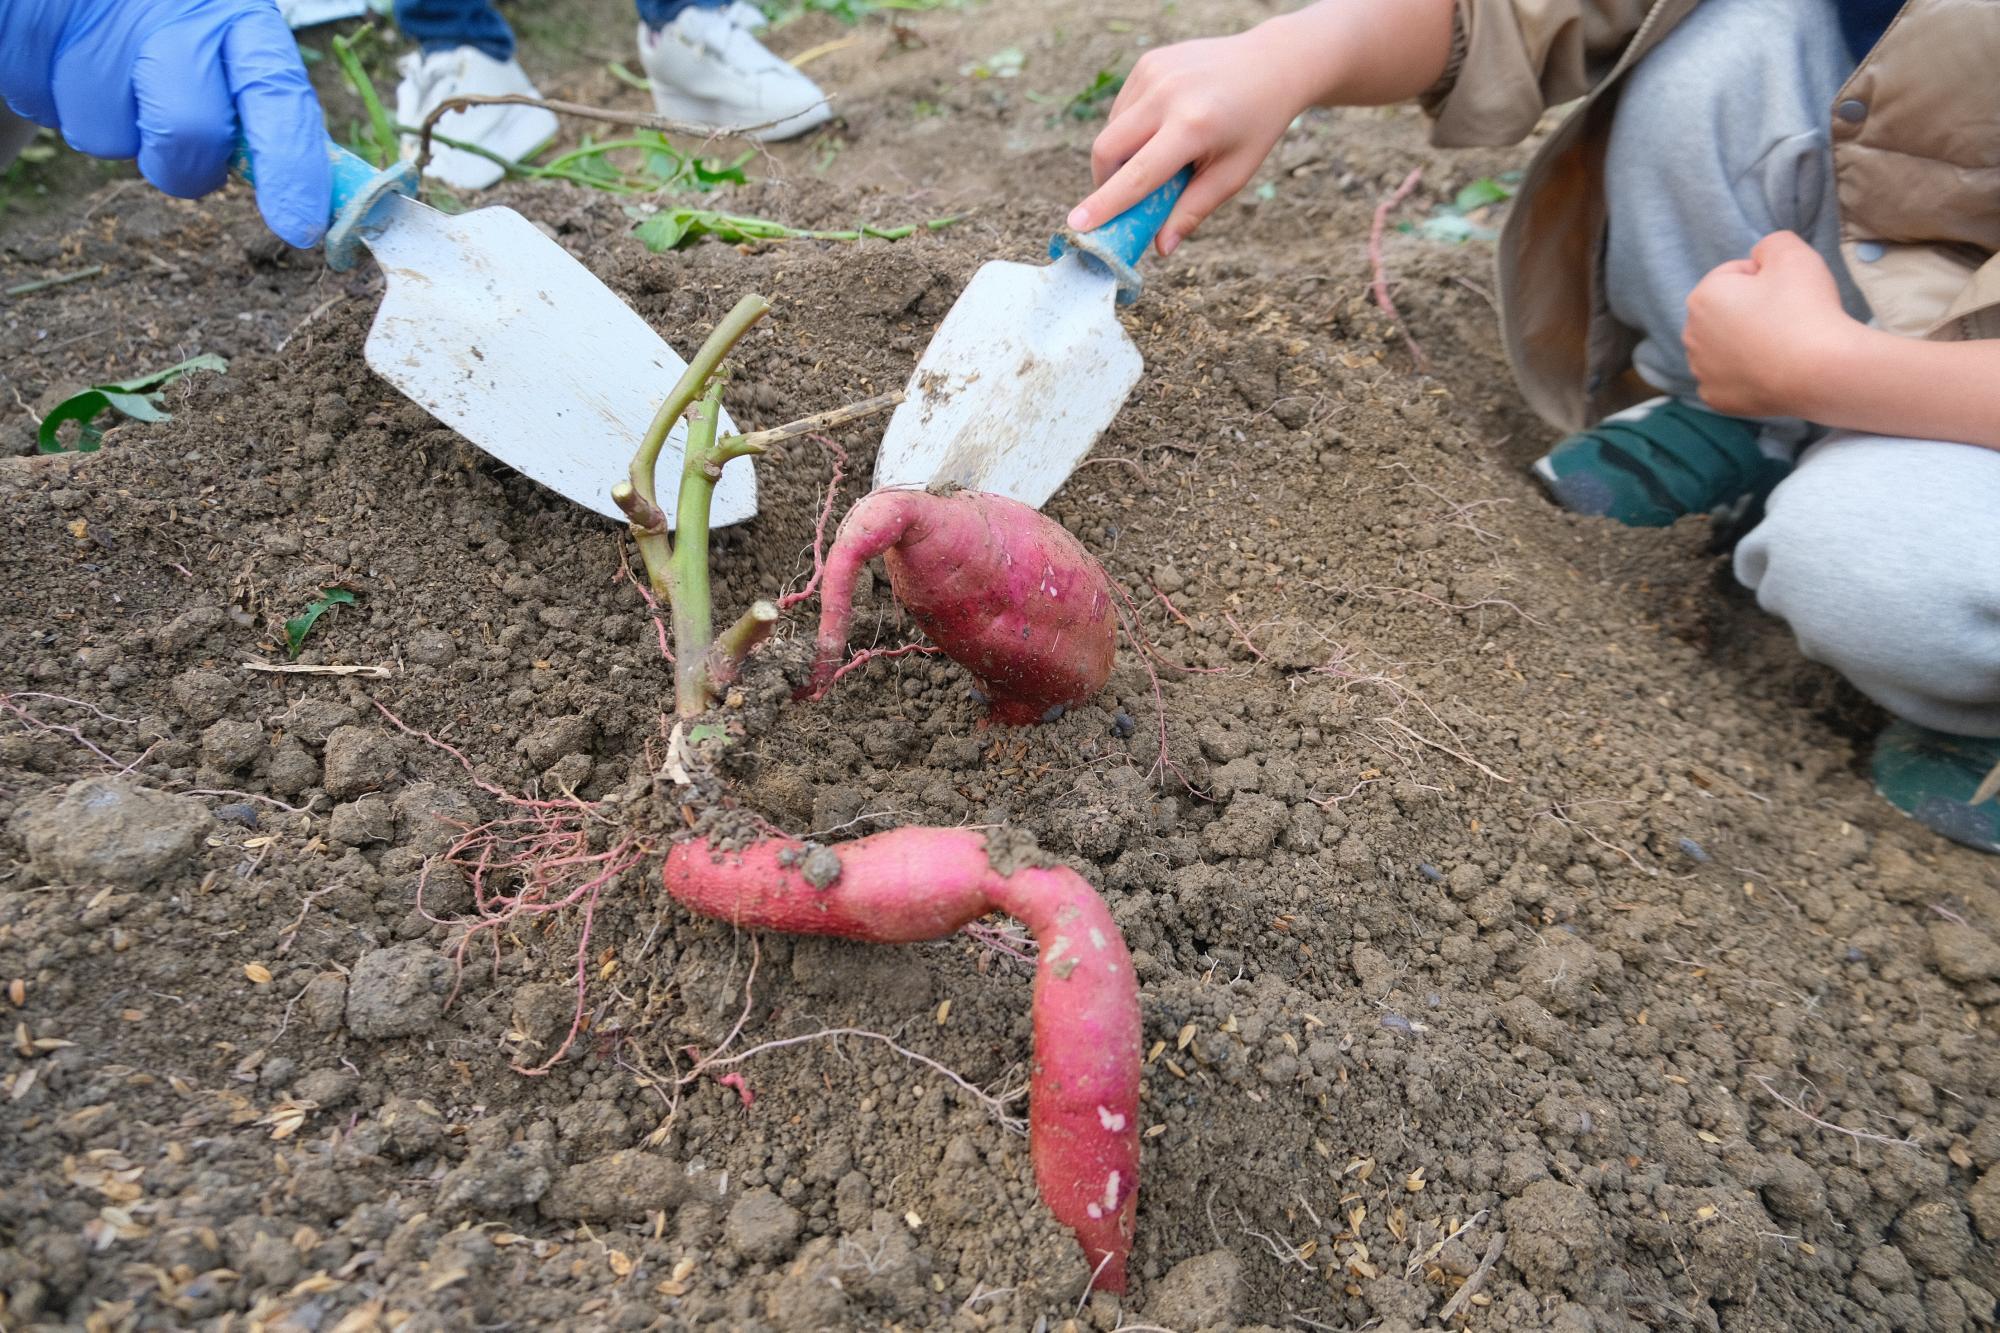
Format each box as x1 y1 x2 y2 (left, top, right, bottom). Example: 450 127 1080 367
1068 27 1311 256
1684 230 1863 420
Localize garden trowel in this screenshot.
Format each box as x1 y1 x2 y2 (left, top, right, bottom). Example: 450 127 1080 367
250 139 749 527
871 168 1190 509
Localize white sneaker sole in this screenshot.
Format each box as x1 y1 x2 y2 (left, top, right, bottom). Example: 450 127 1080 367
649 87 832 142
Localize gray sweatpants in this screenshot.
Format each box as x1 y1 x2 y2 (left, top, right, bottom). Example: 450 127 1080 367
1605 0 2000 736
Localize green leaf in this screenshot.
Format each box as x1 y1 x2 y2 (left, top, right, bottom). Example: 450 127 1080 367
284 588 358 659
629 207 960 252
103 352 229 394
36 353 227 452
1451 176 1515 213
95 391 168 423
688 152 752 191
1064 68 1124 120
37 392 111 454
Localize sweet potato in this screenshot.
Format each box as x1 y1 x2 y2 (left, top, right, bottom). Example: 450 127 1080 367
663 826 1141 1289
803 487 1117 725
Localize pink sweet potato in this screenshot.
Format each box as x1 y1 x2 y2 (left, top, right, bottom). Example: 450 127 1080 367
663 826 1141 1290
803 487 1117 725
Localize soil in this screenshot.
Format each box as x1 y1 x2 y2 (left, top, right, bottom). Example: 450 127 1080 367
4 2 1999 1331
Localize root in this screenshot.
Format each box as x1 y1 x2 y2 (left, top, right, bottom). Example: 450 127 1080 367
627 933 1028 1145
1222 610 1268 663
819 642 943 692
1751 1074 1923 1150
1 691 160 775
1368 166 1428 371
698 1026 1028 1135
1374 716 1512 786
964 917 1037 970
615 544 674 663
373 699 644 1075
776 434 850 614
1103 580 1204 792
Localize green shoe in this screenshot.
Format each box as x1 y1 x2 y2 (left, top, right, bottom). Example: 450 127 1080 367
1871 720 2000 854
1532 398 1791 528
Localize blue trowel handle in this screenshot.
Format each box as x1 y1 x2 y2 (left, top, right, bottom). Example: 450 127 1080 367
1047 165 1192 307
230 136 417 271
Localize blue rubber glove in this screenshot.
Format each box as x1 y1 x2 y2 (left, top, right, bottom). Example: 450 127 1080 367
0 0 331 247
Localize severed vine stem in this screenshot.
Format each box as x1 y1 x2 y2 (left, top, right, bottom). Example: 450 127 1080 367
413 94 793 177
613 293 899 717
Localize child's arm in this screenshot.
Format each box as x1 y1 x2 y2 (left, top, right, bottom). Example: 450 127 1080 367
1686 232 2000 449
1069 0 1457 255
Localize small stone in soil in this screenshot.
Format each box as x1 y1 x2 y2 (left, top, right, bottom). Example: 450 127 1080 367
1112 711 1135 738
267 744 320 797
329 795 394 846
1677 837 1711 863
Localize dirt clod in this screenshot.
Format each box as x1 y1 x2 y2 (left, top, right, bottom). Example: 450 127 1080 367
438 1137 559 1214
727 1187 805 1263
1502 1181 1610 1298
1929 921 2000 983
322 724 399 799
1149 1248 1243 1330
799 842 843 889
344 942 449 1039
17 777 209 887
541 1150 688 1220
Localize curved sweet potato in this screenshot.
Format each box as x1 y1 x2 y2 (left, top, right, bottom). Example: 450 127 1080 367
803 487 1117 725
663 826 1141 1290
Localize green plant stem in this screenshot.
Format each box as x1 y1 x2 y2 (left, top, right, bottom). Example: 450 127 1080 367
671 380 732 716
622 294 772 613
392 123 622 191
3 265 103 298
632 295 771 509
708 600 781 693
620 293 899 716
330 26 398 167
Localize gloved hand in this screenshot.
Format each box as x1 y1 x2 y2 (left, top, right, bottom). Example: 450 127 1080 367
0 0 331 247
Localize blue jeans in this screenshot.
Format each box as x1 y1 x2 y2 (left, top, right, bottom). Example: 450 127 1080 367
396 0 725 62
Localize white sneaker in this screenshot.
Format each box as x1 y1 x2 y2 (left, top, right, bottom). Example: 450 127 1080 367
278 0 371 29
394 47 559 192
723 1 770 31
638 8 831 142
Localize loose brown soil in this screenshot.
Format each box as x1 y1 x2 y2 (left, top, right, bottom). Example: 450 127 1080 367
4 3 1998 1331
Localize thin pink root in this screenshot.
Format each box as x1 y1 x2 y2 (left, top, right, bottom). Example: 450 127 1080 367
663 826 1140 1291
815 641 943 695
717 1072 755 1106
376 698 640 1075
1369 166 1428 370
776 433 849 613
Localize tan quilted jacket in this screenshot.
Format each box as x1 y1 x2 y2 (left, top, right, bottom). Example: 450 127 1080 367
1423 0 2000 431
